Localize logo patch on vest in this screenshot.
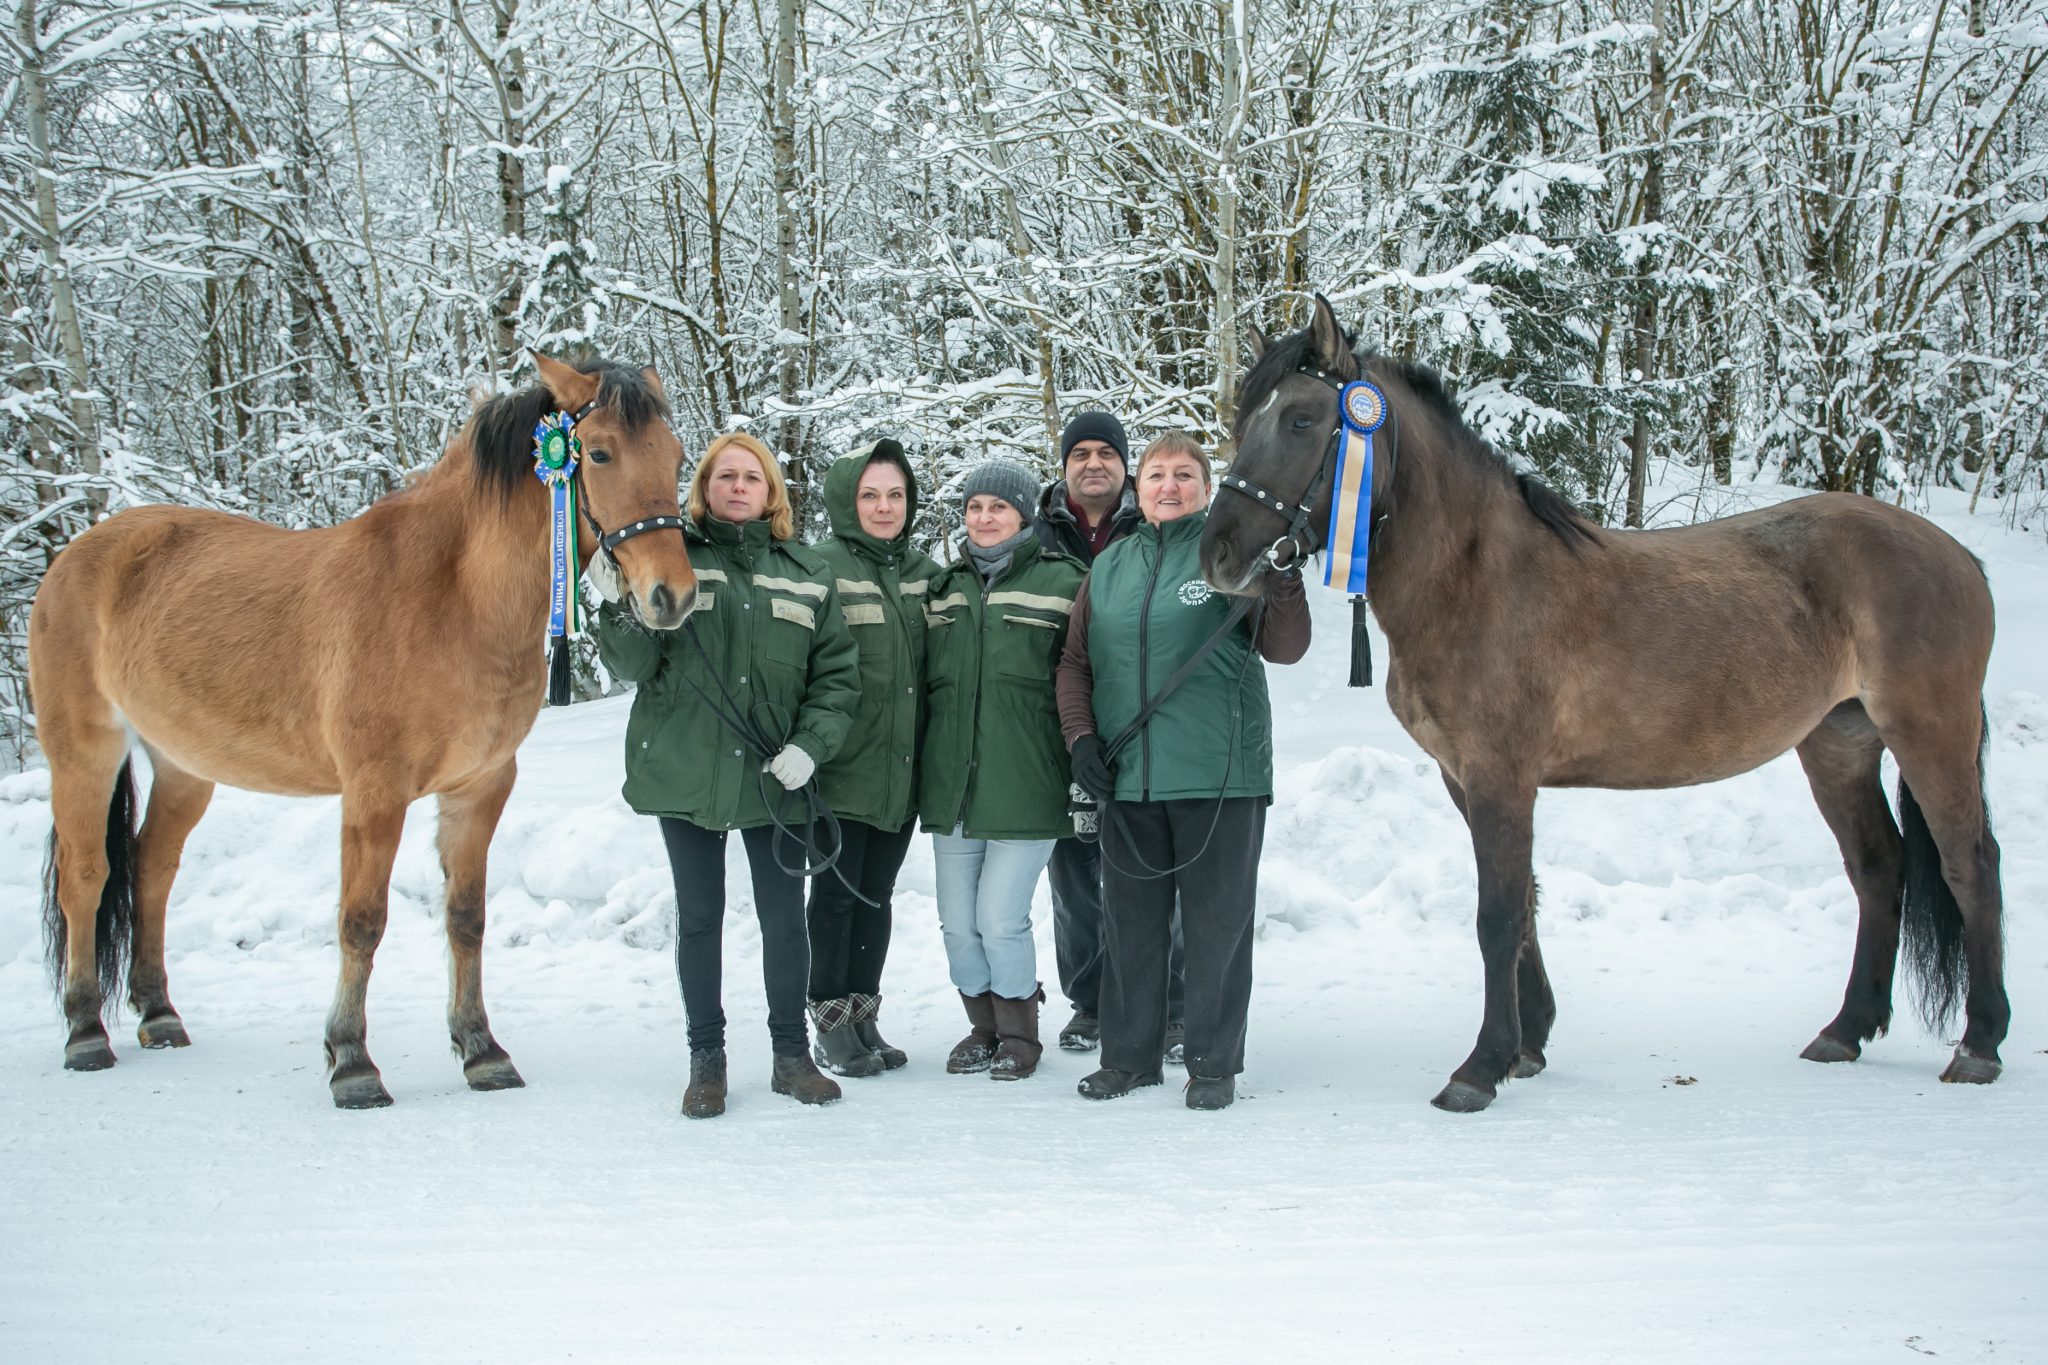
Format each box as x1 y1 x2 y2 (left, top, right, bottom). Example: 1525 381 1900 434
1177 579 1215 607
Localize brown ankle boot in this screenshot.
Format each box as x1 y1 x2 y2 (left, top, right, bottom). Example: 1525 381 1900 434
771 1052 842 1105
682 1047 727 1119
990 985 1046 1081
947 991 999 1074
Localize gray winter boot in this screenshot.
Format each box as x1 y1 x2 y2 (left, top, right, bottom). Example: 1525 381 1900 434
850 993 908 1070
810 998 885 1078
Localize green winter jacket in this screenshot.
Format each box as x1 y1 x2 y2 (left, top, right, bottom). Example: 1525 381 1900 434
918 537 1086 840
810 447 943 831
593 515 860 830
1087 509 1275 802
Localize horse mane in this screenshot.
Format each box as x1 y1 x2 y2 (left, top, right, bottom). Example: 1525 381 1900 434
1236 324 1599 551
466 356 671 501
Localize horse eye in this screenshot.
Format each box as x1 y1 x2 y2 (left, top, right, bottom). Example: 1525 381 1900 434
1290 416 1315 430
586 447 612 464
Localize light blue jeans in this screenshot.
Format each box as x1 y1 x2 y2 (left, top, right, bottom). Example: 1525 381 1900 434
931 829 1056 999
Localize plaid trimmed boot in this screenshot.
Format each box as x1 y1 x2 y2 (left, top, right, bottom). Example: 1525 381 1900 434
809 998 885 1078
849 993 908 1070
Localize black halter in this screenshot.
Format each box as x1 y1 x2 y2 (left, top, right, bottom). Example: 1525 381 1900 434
1217 362 1397 572
561 397 689 565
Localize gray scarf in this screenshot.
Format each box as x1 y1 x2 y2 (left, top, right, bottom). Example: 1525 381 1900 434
964 525 1036 589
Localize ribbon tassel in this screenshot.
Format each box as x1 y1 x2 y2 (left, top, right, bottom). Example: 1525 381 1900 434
1324 380 1386 688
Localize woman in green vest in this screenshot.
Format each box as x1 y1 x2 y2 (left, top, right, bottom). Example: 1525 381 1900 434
1055 433 1311 1110
805 439 942 1077
920 459 1085 1082
591 431 860 1119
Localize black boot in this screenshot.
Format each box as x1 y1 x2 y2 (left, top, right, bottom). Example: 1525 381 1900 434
850 993 908 1070
810 999 885 1078
1077 1066 1163 1101
682 1047 727 1119
990 985 1046 1081
1059 1008 1100 1052
771 1052 843 1105
948 991 999 1074
1185 1074 1235 1110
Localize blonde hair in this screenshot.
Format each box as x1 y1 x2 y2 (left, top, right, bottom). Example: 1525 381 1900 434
1136 431 1212 486
689 431 795 540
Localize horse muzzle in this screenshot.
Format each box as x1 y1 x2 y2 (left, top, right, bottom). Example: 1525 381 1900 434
637 582 698 631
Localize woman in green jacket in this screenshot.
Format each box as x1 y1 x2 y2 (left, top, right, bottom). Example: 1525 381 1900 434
1056 433 1311 1111
592 431 860 1119
920 459 1085 1082
804 439 942 1077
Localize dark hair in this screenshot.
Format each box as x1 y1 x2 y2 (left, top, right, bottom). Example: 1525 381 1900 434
468 358 670 500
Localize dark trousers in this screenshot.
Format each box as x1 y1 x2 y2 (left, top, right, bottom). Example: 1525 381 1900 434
659 818 811 1056
1099 797 1265 1077
806 816 916 1000
1050 835 1183 1019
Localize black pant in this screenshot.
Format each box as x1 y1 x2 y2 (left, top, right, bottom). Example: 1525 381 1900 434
806 817 916 1000
1099 798 1265 1077
1049 835 1183 1018
659 818 811 1056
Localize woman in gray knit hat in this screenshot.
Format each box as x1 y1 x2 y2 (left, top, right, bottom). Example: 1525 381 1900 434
916 459 1086 1081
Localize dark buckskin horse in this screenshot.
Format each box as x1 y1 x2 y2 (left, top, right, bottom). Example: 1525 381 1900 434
1202 295 2005 1112
30 353 698 1108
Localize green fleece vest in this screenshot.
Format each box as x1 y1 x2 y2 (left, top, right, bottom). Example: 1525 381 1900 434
1085 510 1274 802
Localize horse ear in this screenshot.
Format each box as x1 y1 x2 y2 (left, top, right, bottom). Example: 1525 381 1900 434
1247 324 1269 362
640 365 667 401
531 352 598 410
1309 294 1352 377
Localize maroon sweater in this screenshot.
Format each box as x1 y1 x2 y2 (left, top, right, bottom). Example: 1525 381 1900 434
1057 568 1312 748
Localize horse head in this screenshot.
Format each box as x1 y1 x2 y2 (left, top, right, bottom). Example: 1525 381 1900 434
533 353 698 630
1202 293 1385 598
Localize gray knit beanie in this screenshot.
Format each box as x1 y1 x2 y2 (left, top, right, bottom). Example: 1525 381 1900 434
959 459 1039 526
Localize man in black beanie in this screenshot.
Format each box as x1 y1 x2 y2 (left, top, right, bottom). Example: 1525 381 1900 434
1036 410 1141 562
1034 407 1183 1058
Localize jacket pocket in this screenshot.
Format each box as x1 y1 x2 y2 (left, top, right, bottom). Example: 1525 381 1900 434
761 598 815 669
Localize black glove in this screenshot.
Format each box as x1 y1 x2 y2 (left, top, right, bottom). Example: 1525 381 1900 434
1071 734 1116 801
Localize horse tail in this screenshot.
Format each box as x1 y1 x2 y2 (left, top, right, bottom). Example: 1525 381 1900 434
42 758 139 1010
1895 701 1991 1034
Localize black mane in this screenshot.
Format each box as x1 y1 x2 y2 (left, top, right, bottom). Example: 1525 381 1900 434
1237 324 1598 550
468 357 670 500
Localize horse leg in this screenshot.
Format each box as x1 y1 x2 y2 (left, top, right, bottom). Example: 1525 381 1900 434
1444 770 1552 1081
1792 709 1902 1064
437 761 524 1092
1511 903 1556 1079
1433 780 1537 1113
1872 707 2007 1084
46 736 133 1072
325 786 408 1109
130 750 214 1049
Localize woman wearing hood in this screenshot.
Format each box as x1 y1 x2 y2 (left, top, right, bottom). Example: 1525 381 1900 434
805 439 943 1076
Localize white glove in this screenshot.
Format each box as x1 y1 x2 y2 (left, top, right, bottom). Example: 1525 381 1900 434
766 743 816 790
584 550 622 603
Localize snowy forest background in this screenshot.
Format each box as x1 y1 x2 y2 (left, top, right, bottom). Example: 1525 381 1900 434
3 0 2045 763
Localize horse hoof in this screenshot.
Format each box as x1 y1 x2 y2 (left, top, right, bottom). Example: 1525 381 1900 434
1510 1050 1547 1079
138 1015 191 1049
464 1059 526 1092
330 1070 394 1109
64 1037 117 1072
1939 1049 2001 1085
1431 1079 1496 1113
1800 1033 1860 1064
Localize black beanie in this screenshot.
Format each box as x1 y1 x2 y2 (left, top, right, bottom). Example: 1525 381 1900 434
1060 410 1129 466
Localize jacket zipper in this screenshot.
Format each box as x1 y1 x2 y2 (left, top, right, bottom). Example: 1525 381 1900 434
1136 528 1163 800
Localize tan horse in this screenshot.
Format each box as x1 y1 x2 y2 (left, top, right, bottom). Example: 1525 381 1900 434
30 353 698 1107
1203 296 2006 1112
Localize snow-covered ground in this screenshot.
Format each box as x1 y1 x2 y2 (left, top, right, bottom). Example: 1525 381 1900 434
3 478 2044 1363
